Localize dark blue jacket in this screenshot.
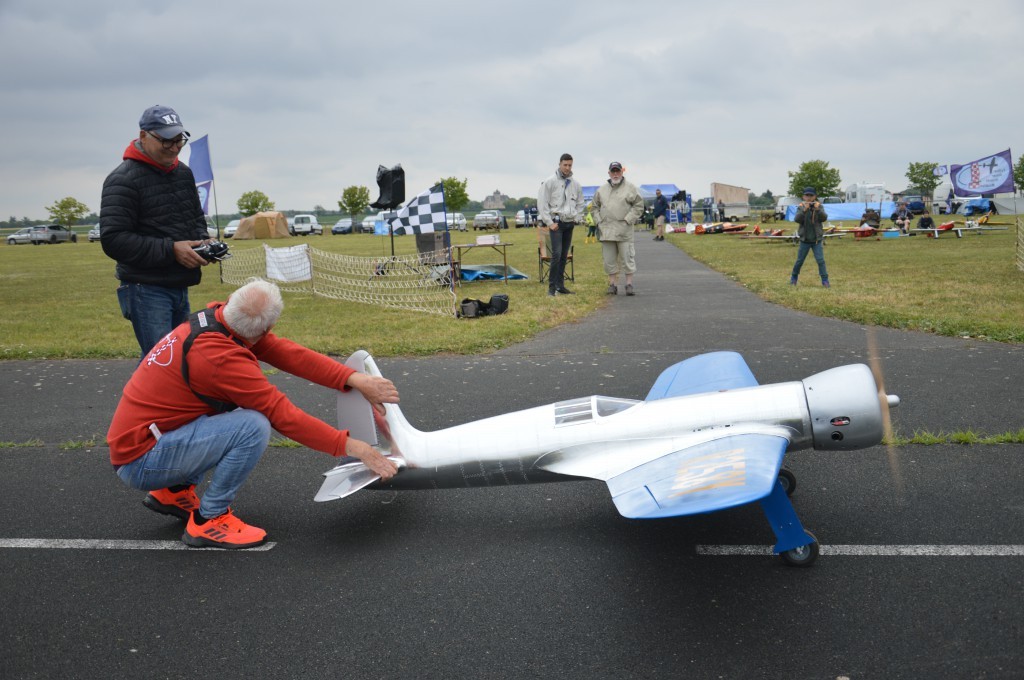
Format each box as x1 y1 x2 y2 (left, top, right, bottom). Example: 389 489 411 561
653 194 669 218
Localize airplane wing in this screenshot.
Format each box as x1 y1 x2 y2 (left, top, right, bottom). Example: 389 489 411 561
645 351 758 400
606 433 789 519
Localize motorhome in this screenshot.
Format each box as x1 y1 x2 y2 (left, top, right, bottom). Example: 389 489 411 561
844 183 890 204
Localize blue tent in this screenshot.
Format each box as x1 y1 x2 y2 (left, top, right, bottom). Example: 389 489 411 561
583 183 682 203
784 201 896 222
639 184 682 200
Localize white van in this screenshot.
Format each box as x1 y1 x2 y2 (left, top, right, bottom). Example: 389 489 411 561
774 195 801 220
291 214 321 236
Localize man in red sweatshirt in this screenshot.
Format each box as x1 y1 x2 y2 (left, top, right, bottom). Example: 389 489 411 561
100 105 213 359
108 279 400 549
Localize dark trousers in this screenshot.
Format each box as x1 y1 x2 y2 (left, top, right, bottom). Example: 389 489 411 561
549 222 574 292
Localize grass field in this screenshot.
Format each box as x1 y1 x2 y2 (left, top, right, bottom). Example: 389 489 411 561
0 228 609 359
673 219 1024 343
1 218 1021 360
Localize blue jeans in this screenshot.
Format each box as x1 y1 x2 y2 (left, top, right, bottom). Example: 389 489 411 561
791 241 829 282
117 282 191 360
548 223 574 291
116 410 271 519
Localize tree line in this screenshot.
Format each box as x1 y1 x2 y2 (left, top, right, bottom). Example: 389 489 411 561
12 154 1024 232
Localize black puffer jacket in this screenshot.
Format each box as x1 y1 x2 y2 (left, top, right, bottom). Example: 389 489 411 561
100 141 209 287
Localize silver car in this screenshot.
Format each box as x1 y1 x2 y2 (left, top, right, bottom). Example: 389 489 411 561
88 224 101 242
6 227 33 245
30 224 77 244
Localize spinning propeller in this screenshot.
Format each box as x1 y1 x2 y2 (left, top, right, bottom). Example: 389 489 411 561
866 326 903 492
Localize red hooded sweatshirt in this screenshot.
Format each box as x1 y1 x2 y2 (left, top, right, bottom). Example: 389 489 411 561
123 139 179 171
107 302 355 465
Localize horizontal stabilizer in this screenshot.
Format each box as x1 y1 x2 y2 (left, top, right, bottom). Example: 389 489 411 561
314 456 404 502
607 433 787 519
645 351 758 401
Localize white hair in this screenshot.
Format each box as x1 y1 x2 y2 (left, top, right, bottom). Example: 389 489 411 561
223 279 284 340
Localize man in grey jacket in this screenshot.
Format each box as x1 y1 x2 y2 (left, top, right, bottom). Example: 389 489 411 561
789 187 830 288
537 153 585 296
592 162 644 296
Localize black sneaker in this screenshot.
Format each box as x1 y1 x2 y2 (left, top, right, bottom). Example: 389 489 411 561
607 284 618 295
556 287 574 295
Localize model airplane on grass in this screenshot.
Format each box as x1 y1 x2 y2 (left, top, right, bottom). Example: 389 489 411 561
741 228 844 244
317 351 900 567
695 222 748 234
910 220 1009 238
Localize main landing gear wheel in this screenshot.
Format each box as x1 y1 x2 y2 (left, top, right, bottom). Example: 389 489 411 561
777 467 796 496
780 531 819 567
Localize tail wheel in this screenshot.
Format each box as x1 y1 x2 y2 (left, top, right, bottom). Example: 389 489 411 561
777 467 796 496
780 531 819 567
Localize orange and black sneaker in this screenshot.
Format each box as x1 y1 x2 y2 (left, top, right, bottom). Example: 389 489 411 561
143 485 200 520
182 508 267 549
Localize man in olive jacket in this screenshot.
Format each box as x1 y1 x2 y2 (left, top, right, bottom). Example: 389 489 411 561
592 162 645 296
101 105 212 359
790 187 830 288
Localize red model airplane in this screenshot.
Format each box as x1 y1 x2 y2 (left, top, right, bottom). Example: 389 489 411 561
695 222 748 234
910 220 1009 239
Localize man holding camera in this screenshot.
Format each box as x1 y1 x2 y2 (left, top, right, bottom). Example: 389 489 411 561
789 187 830 288
101 105 214 359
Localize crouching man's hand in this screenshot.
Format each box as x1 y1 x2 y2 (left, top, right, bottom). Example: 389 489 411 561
345 438 398 480
346 372 400 415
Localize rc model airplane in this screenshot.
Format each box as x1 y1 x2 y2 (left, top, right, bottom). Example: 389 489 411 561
910 220 1009 238
317 351 900 567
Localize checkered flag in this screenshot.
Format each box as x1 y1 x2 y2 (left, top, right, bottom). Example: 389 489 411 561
389 184 447 235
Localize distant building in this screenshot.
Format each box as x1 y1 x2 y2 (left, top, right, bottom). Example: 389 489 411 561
482 190 510 210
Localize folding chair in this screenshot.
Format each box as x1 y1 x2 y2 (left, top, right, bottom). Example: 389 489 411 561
538 246 574 284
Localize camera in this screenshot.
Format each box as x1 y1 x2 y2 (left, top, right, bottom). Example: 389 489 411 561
192 240 231 261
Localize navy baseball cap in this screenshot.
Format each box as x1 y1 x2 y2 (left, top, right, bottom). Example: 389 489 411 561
609 162 623 171
802 187 816 195
139 105 188 139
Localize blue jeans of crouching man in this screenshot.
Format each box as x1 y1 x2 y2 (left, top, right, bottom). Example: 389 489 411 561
116 410 271 519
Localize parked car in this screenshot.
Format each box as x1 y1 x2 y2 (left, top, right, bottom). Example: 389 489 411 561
515 210 526 227
362 210 396 234
205 219 218 239
223 219 241 238
472 210 505 230
30 224 77 244
292 213 321 235
897 195 927 215
88 224 101 242
332 218 353 235
445 212 467 231
6 227 33 245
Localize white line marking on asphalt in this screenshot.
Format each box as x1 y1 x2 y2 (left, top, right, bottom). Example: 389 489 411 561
696 545 1024 556
0 538 276 551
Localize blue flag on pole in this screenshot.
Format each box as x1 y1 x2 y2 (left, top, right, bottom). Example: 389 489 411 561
189 135 214 215
950 149 1014 197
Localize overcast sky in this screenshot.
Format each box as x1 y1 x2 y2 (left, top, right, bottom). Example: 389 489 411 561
2 0 1021 220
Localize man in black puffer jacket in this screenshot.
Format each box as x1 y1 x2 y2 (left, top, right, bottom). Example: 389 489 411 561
101 105 212 359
